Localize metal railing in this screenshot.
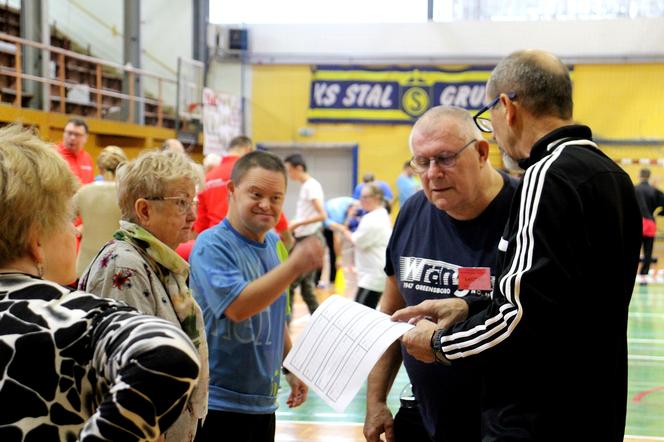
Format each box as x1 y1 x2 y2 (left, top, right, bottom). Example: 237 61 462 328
0 32 177 127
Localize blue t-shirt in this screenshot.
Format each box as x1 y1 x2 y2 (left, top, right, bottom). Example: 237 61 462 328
396 173 420 204
324 196 356 227
385 171 517 441
190 219 286 414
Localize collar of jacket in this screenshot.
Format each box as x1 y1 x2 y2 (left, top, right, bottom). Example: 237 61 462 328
518 124 593 170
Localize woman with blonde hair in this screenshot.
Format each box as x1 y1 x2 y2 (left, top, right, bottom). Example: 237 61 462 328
330 182 392 308
74 145 127 276
0 125 200 440
79 150 209 442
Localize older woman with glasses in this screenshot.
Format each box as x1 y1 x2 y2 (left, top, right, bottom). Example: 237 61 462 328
79 150 208 442
0 126 200 441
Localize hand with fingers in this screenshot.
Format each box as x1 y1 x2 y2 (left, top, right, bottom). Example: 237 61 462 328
285 373 308 408
392 298 469 329
392 298 469 363
363 402 395 442
290 236 324 274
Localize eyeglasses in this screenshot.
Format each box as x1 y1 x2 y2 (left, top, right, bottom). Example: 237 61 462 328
145 196 198 215
64 130 86 138
472 92 517 133
410 139 477 173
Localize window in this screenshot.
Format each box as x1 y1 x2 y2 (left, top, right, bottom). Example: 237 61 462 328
210 0 428 24
433 0 664 21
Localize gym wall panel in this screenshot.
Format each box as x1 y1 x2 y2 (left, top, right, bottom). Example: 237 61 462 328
573 63 664 184
574 63 664 140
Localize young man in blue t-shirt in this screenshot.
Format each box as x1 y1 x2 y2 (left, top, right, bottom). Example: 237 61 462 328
190 151 323 442
364 106 518 442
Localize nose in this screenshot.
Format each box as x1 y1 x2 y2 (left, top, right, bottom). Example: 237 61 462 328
258 198 271 211
186 203 197 221
426 159 445 179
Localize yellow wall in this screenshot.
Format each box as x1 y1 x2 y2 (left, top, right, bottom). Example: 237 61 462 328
574 63 664 139
573 63 664 185
252 65 422 210
252 63 664 199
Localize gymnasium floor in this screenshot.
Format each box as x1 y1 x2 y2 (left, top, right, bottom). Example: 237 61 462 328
275 283 664 441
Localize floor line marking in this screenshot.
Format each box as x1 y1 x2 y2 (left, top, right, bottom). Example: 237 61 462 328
632 385 664 403
625 436 664 441
629 338 664 344
627 355 664 362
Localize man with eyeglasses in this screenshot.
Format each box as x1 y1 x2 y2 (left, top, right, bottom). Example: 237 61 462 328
365 106 518 442
394 50 641 441
57 118 94 184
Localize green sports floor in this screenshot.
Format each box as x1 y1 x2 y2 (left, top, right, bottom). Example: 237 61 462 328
277 283 664 439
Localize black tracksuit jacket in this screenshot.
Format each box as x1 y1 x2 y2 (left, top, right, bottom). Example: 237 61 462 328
436 125 642 442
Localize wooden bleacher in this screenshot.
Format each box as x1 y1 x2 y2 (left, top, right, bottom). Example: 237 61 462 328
0 3 176 128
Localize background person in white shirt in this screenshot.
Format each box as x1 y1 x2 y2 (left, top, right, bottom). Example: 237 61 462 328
330 182 392 308
284 154 326 314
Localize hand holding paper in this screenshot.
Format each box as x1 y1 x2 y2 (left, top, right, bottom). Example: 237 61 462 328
391 298 469 329
283 295 413 412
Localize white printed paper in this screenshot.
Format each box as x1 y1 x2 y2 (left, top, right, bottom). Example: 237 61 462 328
283 295 414 412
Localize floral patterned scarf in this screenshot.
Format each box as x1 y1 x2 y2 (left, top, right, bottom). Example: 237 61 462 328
115 221 209 420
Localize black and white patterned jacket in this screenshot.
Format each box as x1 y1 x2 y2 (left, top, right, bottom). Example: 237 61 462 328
0 272 200 441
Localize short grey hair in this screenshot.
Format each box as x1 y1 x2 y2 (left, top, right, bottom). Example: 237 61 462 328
487 49 573 119
408 106 482 154
117 150 199 222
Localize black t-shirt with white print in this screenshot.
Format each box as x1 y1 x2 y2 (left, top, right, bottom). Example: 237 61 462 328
385 170 517 441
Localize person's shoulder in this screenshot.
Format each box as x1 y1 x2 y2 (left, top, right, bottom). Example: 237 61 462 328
393 191 427 226
308 176 323 188
81 149 94 160
264 230 280 247
3 275 128 313
2 274 69 301
97 240 146 271
378 180 393 190
306 177 324 196
497 169 519 193
64 288 129 310
369 207 391 223
557 141 630 182
400 190 427 212
195 221 235 250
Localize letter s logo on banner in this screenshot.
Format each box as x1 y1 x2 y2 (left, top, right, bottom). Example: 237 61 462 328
401 86 431 118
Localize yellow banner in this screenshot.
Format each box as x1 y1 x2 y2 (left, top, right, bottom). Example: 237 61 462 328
308 65 494 124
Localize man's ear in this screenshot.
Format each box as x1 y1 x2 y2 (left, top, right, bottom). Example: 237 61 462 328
476 139 490 164
226 181 237 205
134 199 151 226
501 93 518 126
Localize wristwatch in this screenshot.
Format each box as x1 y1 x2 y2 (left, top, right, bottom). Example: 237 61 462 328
430 329 451 366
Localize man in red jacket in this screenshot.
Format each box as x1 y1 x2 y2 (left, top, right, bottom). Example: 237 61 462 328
57 118 94 184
